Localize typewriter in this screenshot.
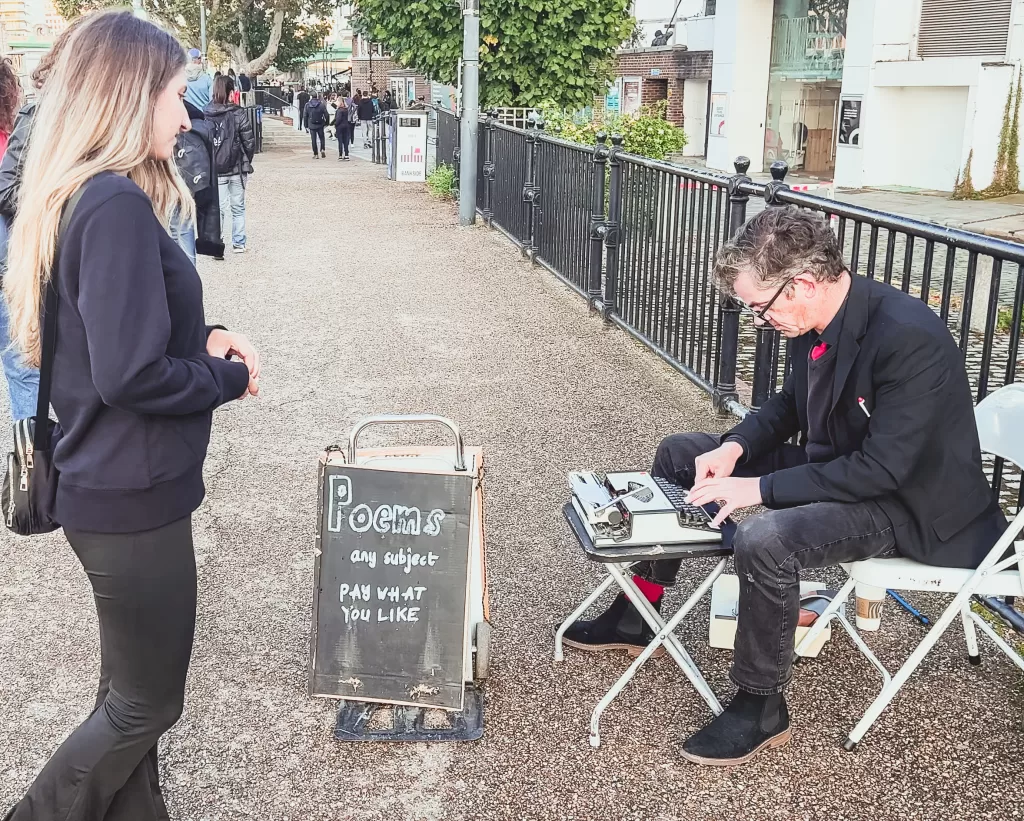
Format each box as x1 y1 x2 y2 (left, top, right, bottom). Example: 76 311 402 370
568 470 723 548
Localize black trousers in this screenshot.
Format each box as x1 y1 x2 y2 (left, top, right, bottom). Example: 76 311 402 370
9 517 196 821
338 123 352 157
310 127 325 155
636 433 896 694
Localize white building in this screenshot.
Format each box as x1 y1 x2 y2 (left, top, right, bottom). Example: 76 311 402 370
683 0 1021 192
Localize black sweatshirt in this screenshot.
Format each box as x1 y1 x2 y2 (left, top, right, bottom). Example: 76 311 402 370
50 173 250 533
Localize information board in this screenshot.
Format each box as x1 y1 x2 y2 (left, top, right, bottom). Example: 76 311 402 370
839 97 862 147
310 463 473 710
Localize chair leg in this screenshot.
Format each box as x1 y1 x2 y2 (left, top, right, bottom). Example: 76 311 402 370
554 574 617 662
845 593 963 750
968 610 1024 673
961 606 981 666
833 608 891 687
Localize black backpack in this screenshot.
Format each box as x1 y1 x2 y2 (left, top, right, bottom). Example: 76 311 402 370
208 110 241 176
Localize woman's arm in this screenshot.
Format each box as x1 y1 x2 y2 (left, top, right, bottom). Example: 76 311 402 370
77 191 250 413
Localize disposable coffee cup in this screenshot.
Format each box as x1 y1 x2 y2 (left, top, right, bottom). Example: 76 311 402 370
855 584 885 631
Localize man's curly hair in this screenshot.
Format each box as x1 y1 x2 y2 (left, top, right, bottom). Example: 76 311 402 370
713 206 847 297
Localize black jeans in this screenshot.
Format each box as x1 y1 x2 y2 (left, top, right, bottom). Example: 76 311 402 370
310 127 325 155
338 123 352 157
9 517 196 821
636 433 896 695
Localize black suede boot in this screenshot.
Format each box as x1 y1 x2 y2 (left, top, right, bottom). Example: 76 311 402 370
681 689 791 766
560 593 664 657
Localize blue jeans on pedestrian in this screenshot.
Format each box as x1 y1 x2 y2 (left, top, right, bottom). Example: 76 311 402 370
170 213 197 266
218 175 246 250
0 215 39 420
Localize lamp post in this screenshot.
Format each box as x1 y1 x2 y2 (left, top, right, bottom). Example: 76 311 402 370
199 0 207 57
458 0 479 226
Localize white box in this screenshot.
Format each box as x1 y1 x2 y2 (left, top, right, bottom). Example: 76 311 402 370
709 574 833 659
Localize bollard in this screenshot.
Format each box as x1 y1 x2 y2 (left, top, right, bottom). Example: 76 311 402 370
600 134 624 322
587 133 610 310
714 157 750 413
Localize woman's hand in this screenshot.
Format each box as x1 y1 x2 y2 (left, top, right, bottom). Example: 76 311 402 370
208 329 260 379
238 374 260 400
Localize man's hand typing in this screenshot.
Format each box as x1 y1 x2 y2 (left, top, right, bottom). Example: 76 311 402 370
687 476 763 528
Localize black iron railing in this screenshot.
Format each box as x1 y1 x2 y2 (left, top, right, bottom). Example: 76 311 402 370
443 112 1024 509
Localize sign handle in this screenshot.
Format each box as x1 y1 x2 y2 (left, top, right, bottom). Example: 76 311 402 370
347 414 467 471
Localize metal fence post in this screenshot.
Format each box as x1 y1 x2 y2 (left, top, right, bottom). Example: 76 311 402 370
522 118 537 260
482 111 496 226
714 156 750 414
600 134 624 322
750 160 791 411
526 119 544 263
587 132 610 310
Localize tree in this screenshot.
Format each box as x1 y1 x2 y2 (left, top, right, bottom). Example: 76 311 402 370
54 0 334 75
351 0 634 110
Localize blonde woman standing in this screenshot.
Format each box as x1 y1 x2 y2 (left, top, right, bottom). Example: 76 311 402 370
3 11 259 820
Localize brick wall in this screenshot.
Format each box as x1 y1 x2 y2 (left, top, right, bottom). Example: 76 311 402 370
351 57 393 95
614 46 713 127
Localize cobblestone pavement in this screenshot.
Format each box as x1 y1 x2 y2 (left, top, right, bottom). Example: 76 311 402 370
0 139 1021 821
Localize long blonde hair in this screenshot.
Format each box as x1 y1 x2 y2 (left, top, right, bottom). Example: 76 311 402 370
4 9 195 366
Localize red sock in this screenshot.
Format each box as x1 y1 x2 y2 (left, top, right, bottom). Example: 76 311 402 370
633 576 664 603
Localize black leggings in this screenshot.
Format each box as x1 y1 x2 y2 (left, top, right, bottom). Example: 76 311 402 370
310 127 325 155
338 123 352 156
9 517 196 821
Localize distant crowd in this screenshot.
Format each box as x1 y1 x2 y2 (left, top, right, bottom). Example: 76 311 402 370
295 86 403 160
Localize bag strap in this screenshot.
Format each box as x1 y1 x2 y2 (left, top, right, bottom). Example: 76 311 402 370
33 185 87 450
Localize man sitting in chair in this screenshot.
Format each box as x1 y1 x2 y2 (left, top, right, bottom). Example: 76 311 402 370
561 206 1007 766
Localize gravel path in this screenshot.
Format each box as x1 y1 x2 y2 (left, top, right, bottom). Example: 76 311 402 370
1 138 1021 821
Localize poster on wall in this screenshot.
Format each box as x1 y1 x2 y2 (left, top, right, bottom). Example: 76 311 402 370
839 97 862 147
623 78 642 116
710 93 728 137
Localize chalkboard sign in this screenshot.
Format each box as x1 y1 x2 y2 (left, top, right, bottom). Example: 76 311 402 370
310 462 474 711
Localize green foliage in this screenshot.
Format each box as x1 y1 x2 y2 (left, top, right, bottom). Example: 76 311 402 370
952 149 979 200
427 163 458 200
352 0 634 110
540 101 687 161
954 69 1024 200
55 0 332 74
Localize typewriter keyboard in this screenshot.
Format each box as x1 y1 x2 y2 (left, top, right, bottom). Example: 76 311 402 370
653 477 716 529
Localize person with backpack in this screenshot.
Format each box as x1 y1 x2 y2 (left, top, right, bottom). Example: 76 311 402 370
205 75 255 253
335 93 353 160
305 92 329 159
171 99 223 264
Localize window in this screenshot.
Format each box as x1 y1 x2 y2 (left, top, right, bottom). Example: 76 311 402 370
918 0 1012 58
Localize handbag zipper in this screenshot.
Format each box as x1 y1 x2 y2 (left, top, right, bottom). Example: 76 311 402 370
7 453 16 526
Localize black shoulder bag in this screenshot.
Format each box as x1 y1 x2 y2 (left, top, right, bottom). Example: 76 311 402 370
2 187 86 535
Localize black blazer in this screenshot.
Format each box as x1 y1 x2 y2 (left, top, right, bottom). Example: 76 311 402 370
727 274 1007 569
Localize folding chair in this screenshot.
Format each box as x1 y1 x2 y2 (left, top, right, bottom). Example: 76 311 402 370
795 382 1024 750
555 502 732 747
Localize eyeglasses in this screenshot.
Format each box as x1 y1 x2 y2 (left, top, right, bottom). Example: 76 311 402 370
748 277 794 322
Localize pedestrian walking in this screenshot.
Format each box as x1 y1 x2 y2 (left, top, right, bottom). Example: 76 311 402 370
305 92 328 159
336 94 353 160
205 75 256 253
1 10 259 819
184 47 211 110
357 89 375 147
297 86 310 131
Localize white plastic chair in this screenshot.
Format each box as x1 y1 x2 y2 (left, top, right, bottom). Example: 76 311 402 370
795 382 1024 750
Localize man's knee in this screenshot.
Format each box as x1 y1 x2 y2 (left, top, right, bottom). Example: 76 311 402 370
732 513 787 574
